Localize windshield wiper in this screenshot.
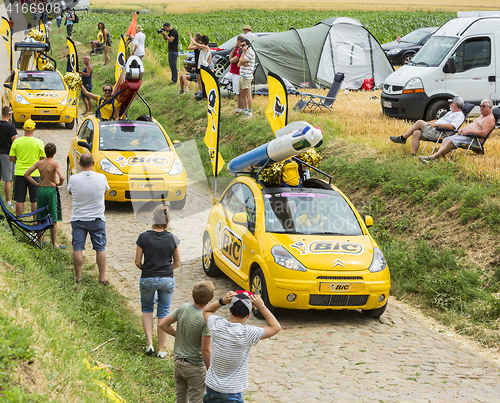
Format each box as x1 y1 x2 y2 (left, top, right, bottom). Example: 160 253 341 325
101 148 122 151
412 61 429 66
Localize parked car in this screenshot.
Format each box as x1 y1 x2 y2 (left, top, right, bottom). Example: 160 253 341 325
382 27 437 66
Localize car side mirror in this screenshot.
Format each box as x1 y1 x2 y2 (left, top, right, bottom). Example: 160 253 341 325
77 140 91 151
364 215 373 227
173 140 181 148
443 57 456 74
3 83 12 90
232 212 248 226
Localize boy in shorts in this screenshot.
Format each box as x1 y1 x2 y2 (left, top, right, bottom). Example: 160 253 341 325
24 142 65 248
159 281 214 402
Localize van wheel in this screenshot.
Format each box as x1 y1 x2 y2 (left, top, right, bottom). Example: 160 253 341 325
425 100 449 121
403 53 414 64
362 302 387 318
65 119 75 129
202 232 222 277
250 268 275 319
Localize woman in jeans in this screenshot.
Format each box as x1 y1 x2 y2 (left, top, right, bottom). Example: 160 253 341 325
135 204 181 358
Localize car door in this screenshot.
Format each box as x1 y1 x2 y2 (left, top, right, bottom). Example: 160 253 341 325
73 119 94 173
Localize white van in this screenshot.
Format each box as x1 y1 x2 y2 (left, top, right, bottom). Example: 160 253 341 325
60 0 89 12
381 16 500 121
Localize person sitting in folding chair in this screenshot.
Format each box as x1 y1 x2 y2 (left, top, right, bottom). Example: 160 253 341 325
419 99 496 163
390 96 465 156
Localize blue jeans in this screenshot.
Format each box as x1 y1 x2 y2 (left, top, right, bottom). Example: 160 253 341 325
168 51 178 83
203 387 244 403
140 277 175 318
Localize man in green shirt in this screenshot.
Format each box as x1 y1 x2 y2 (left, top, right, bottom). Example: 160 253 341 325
9 119 46 216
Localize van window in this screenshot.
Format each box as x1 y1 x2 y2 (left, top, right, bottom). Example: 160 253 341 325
451 37 491 73
411 36 458 67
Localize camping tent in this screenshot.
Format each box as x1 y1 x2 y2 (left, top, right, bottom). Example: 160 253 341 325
251 17 394 89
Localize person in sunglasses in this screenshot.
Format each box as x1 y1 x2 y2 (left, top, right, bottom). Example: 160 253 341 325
81 84 121 121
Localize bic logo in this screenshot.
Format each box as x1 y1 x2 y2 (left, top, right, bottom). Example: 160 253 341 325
220 227 242 268
331 283 351 292
309 241 363 255
127 156 169 166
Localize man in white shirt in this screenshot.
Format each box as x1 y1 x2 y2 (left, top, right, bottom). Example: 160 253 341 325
203 290 281 402
243 25 257 40
67 153 110 285
390 96 465 155
132 25 146 60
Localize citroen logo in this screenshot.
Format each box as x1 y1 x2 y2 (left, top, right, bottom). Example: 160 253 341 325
332 259 345 268
143 166 149 172
43 99 47 103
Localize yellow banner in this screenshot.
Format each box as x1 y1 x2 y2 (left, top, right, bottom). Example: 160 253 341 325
201 67 225 176
0 17 12 71
65 87 80 119
265 71 288 137
39 20 46 43
66 37 79 72
115 35 126 83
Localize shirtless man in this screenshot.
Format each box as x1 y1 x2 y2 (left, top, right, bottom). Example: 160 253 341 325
419 99 496 162
24 142 65 249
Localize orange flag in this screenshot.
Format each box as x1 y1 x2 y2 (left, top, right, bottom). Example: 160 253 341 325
126 12 137 38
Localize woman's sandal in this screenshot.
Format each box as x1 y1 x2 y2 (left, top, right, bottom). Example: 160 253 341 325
99 280 109 286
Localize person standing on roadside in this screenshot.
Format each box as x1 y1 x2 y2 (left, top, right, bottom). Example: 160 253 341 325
56 10 62 35
227 35 244 114
9 119 45 217
79 55 93 115
135 204 181 359
65 7 75 39
237 39 256 119
67 153 110 285
132 25 146 60
0 106 17 209
160 23 179 84
242 25 257 40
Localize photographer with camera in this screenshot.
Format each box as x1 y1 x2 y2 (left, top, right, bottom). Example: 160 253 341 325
159 23 179 84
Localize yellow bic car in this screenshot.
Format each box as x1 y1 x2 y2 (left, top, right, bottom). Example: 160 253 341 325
2 70 76 129
202 176 390 318
67 116 187 207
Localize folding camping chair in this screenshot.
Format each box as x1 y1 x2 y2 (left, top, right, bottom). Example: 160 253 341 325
450 107 500 157
420 102 475 155
293 72 344 113
0 195 53 249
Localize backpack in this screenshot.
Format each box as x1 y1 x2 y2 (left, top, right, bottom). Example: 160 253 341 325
73 12 79 23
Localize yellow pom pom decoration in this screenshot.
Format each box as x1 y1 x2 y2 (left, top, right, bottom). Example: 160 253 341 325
63 72 83 91
27 29 45 42
260 149 322 185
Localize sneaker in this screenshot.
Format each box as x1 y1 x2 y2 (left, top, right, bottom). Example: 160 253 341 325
418 156 432 164
157 351 168 359
244 112 253 119
233 109 243 115
176 90 186 95
5 201 14 209
390 135 406 144
145 345 154 356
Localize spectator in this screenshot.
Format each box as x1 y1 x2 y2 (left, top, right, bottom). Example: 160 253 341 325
419 99 496 163
237 39 256 119
81 84 121 121
23 142 65 249
9 119 45 217
227 35 244 114
89 23 105 54
24 23 32 38
390 96 465 155
132 25 146 60
159 281 214 402
56 10 62 34
46 15 52 39
0 106 17 209
65 7 75 40
203 290 281 402
79 55 93 114
135 204 181 359
160 23 179 84
191 34 211 97
243 25 257 40
67 153 110 285
8 17 14 31
178 31 201 95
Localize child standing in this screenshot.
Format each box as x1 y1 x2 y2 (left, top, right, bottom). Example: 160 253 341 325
159 281 214 403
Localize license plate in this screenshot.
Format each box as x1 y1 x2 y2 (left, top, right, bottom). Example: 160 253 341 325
382 101 392 108
132 182 160 190
40 109 52 114
319 282 363 293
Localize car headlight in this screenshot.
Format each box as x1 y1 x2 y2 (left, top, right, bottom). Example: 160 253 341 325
168 159 183 175
100 158 123 175
368 247 387 273
60 94 68 106
387 48 402 55
271 245 306 272
15 94 30 105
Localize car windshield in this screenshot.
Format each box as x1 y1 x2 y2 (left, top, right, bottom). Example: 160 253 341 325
17 72 65 90
410 36 458 67
263 190 363 236
218 37 237 49
98 122 171 152
401 30 431 44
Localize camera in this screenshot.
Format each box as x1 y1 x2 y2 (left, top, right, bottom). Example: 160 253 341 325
157 28 165 34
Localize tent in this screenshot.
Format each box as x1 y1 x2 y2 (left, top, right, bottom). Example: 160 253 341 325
251 17 394 89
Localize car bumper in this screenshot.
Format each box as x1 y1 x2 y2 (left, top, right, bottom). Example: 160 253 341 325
12 105 73 124
381 92 429 120
104 177 187 202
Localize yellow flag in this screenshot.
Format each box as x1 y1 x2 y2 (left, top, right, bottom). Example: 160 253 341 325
66 37 79 72
115 35 126 83
65 38 79 118
1 17 12 71
201 67 225 176
39 20 46 42
265 71 288 137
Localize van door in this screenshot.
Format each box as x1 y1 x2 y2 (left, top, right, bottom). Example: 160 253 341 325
445 36 496 104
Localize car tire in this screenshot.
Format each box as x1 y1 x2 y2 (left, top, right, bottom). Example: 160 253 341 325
202 231 222 277
403 53 414 64
65 119 75 130
250 268 275 319
362 302 387 318
425 100 449 121
66 158 72 182
10 107 21 128
170 194 186 210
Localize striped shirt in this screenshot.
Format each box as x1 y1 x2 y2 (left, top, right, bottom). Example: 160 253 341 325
171 304 210 366
205 315 264 393
239 48 255 80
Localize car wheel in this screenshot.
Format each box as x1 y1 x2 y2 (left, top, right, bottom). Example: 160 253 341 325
202 231 222 277
65 119 75 130
425 100 449 121
403 53 414 64
10 107 21 128
170 194 186 210
66 158 72 182
250 268 275 319
362 302 387 318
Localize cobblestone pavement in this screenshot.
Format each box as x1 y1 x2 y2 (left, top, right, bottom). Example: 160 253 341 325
2 11 500 400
